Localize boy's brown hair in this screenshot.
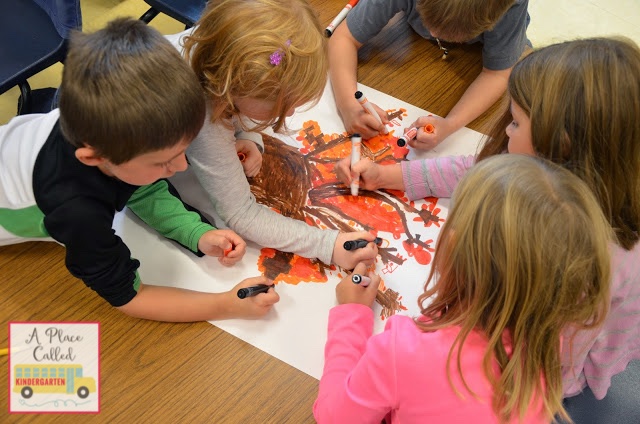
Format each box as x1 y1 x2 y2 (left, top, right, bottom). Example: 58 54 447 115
59 18 205 164
416 0 516 42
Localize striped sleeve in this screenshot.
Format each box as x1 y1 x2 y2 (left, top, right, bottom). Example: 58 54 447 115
400 155 476 200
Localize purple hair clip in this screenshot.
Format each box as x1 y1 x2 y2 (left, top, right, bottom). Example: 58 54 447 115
270 40 291 66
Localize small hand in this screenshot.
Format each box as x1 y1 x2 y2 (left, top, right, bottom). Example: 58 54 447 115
336 262 380 307
198 229 247 266
332 231 379 270
227 276 280 318
236 138 263 178
408 115 452 151
341 102 388 140
334 156 383 191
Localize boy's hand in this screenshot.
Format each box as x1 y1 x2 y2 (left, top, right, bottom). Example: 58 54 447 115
409 115 452 151
340 101 389 140
226 276 280 318
336 262 380 307
198 229 247 266
332 231 379 270
236 138 263 178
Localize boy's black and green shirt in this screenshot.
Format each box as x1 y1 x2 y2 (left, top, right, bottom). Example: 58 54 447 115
0 109 215 306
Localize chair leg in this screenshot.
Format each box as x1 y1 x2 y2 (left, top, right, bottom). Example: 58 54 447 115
139 7 160 24
17 82 32 115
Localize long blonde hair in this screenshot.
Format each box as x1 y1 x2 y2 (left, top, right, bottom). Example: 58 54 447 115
417 155 612 422
478 37 640 250
183 0 327 132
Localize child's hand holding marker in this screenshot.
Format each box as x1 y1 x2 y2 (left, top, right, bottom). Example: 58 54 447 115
400 114 450 150
341 91 389 139
333 232 379 269
335 155 405 192
197 229 247 266
336 262 380 307
235 138 263 178
229 276 279 318
396 123 435 147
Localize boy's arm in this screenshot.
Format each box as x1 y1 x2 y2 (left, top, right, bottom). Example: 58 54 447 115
328 0 402 138
126 179 215 255
328 24 367 132
410 67 510 150
116 277 279 322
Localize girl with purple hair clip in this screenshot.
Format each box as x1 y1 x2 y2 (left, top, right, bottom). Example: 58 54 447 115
167 0 379 271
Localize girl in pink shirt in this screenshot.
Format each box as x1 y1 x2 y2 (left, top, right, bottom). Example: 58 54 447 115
315 154 613 423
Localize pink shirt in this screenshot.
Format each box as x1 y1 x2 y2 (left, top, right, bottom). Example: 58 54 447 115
314 304 547 423
402 155 640 398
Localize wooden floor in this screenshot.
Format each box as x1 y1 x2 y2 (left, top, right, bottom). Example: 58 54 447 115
0 1 503 421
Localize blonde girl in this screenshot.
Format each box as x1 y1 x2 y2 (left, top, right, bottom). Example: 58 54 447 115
169 0 379 271
315 154 612 423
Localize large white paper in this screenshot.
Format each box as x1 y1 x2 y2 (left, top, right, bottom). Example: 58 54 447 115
112 82 485 379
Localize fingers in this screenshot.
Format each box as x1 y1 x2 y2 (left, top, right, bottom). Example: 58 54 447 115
335 157 353 185
349 114 386 139
351 262 369 276
242 156 262 178
253 287 280 307
408 136 439 151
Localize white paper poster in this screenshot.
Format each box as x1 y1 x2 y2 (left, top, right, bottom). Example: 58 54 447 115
112 82 485 379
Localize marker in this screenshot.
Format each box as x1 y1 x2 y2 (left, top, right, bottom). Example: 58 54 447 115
350 134 362 196
343 237 383 251
237 152 247 162
325 0 359 37
351 273 371 287
237 284 273 299
0 346 28 356
223 246 233 256
355 91 389 134
396 124 436 147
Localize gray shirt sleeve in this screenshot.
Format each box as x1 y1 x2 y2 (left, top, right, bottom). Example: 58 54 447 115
187 113 338 264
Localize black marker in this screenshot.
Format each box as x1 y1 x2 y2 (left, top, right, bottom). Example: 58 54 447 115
237 284 273 299
343 237 383 251
351 274 371 287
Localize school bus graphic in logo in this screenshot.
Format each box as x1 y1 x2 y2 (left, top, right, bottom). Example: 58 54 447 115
13 364 97 399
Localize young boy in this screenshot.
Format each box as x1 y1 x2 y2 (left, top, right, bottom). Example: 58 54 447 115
0 18 279 322
329 0 530 149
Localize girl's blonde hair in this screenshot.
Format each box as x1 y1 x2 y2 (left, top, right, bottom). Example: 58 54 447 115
417 155 612 422
183 0 327 132
478 37 640 250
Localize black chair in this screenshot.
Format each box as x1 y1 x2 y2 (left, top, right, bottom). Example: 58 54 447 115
139 0 208 29
0 0 82 115
562 360 640 424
